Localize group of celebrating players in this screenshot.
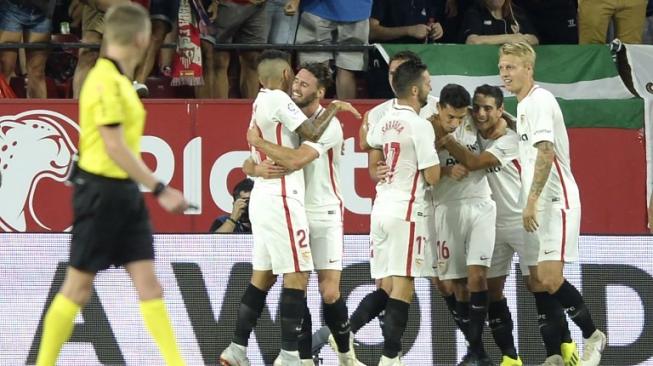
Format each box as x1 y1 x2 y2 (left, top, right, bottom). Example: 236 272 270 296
220 42 607 366
31 4 607 366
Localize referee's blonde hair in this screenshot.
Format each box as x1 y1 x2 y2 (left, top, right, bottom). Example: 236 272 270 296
499 42 536 67
104 3 151 46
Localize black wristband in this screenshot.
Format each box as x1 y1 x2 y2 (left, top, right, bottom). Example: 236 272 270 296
227 217 238 225
153 182 167 197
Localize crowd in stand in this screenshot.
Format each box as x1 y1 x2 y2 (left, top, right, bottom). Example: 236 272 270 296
0 0 652 99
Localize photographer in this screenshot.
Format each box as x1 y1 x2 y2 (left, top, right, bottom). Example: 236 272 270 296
210 178 253 233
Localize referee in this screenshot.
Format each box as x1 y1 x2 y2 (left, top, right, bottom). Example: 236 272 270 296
36 4 188 366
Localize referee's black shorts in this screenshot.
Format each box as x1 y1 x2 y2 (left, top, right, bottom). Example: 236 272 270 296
69 169 154 272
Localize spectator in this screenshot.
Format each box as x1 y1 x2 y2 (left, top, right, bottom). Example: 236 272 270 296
369 0 444 43
265 0 300 44
295 0 372 99
209 178 254 233
513 0 578 44
134 0 180 87
645 0 653 44
0 0 54 98
366 0 443 98
72 0 130 98
438 0 474 43
202 0 267 99
579 0 647 44
135 0 213 97
460 0 538 45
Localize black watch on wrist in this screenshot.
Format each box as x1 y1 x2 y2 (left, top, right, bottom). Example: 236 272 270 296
153 182 167 197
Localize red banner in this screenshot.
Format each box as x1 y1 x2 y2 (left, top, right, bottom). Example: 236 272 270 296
0 100 646 234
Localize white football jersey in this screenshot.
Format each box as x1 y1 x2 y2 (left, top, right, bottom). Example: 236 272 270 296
516 86 580 209
249 88 307 202
365 94 439 141
433 115 492 205
302 105 345 220
479 129 522 228
367 102 439 221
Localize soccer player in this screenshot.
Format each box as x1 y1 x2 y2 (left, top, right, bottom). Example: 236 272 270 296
430 84 495 365
244 62 363 366
328 51 439 347
498 42 606 366
219 50 359 366
366 59 441 365
441 84 575 366
36 4 190 366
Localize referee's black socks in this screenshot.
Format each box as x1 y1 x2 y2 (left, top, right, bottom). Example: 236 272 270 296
552 280 597 339
381 298 410 358
350 288 389 333
323 297 351 353
233 284 268 347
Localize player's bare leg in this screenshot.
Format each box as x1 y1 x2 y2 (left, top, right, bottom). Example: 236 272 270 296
487 275 520 365
379 276 414 365
536 261 605 365
36 267 95 365
221 270 277 366
126 260 185 365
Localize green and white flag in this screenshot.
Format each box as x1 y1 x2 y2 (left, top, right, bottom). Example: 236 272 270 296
377 44 643 129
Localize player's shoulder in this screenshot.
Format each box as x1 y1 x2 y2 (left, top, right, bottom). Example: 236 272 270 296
529 86 556 103
368 99 394 120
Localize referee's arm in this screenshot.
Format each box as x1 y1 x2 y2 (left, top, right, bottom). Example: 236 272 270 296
99 124 189 213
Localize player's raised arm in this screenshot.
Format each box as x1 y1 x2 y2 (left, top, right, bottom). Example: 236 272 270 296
295 100 361 142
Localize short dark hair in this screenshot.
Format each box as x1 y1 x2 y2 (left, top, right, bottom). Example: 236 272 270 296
300 62 333 90
232 178 254 199
474 84 504 107
257 50 290 66
439 84 471 109
389 50 421 65
391 60 428 98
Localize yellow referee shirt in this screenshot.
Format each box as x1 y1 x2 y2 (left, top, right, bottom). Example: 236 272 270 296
78 58 146 179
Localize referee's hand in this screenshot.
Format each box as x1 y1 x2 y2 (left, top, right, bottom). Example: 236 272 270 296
157 186 189 214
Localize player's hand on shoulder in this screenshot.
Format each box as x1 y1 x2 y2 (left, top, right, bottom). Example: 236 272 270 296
247 126 263 147
157 186 190 214
450 164 468 181
331 100 362 119
256 159 289 179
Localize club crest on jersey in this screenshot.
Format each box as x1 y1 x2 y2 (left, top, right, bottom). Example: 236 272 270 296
287 103 299 113
382 120 404 134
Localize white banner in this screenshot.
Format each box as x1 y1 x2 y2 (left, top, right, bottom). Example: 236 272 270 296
1 234 652 365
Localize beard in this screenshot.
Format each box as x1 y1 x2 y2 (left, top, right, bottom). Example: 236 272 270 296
292 91 318 108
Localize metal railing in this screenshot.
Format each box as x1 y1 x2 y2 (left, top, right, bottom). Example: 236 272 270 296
0 42 375 51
